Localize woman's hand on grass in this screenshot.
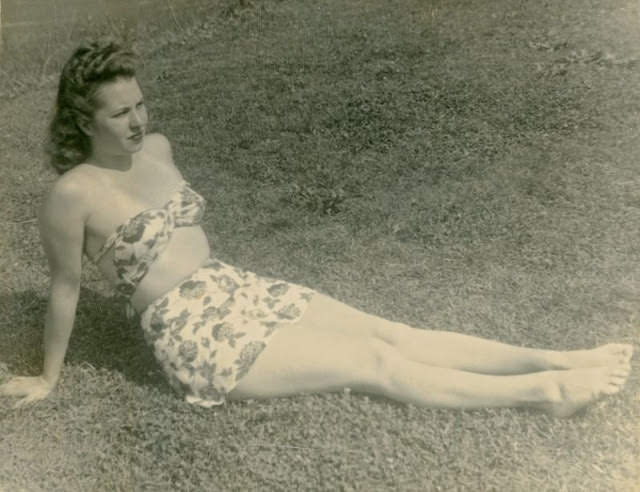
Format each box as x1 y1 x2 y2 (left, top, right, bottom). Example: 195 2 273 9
0 375 54 408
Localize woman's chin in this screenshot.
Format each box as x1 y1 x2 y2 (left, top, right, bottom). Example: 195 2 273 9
125 138 145 152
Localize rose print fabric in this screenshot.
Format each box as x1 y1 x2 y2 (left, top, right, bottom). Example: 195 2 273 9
89 181 314 405
139 258 315 406
90 180 206 301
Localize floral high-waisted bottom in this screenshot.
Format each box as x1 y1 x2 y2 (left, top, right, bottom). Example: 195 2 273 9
139 258 315 407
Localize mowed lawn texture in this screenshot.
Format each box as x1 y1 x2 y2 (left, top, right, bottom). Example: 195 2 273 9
1 0 640 490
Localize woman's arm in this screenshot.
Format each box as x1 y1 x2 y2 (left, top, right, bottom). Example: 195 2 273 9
1 177 87 406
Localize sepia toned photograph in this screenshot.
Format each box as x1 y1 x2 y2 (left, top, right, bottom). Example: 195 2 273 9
1 0 638 490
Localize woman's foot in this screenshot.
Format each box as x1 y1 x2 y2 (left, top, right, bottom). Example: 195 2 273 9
541 364 631 418
555 343 633 370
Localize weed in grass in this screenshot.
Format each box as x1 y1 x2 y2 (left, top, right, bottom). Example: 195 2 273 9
286 181 347 215
220 0 258 19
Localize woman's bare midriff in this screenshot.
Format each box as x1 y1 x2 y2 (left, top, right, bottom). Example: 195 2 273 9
97 226 211 312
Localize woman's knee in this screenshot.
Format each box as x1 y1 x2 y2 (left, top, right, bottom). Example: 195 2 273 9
368 319 414 348
355 337 400 391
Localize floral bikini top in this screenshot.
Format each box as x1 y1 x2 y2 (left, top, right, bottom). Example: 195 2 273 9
89 180 206 311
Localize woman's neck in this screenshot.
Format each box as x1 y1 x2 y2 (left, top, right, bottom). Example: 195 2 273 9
87 149 134 172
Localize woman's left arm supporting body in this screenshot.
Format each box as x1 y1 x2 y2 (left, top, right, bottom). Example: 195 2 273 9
1 175 87 406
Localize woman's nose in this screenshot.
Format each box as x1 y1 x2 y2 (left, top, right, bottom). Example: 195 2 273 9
129 109 143 128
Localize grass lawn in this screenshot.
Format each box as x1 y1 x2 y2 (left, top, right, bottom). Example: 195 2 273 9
1 0 640 490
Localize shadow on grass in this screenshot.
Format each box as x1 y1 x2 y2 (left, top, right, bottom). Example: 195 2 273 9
0 288 170 392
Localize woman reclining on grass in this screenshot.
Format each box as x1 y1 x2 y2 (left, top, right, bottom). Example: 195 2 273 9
0 40 633 417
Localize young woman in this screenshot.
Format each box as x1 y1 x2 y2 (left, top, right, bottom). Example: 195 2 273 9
0 41 633 416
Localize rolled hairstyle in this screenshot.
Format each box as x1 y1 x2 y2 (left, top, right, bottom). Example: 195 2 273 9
46 40 137 174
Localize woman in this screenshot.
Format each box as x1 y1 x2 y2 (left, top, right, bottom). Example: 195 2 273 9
0 41 633 417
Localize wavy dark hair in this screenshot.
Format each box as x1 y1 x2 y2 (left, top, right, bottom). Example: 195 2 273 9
46 40 138 174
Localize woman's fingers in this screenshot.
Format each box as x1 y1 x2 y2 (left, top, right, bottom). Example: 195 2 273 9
0 377 29 396
1 376 52 406
14 394 44 409
0 381 18 396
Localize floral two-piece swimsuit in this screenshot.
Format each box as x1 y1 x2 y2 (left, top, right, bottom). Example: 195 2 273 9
90 180 315 406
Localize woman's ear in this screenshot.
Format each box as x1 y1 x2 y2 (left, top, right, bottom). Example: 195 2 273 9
78 119 94 137
74 111 95 136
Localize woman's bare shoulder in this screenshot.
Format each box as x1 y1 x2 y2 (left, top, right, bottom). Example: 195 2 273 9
143 133 173 160
38 169 94 274
40 167 97 221
144 133 182 179
142 133 183 178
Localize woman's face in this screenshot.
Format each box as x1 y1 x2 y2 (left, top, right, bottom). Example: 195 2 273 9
87 76 148 158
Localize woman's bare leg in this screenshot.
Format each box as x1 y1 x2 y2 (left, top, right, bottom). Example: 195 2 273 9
229 322 630 417
303 294 633 375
